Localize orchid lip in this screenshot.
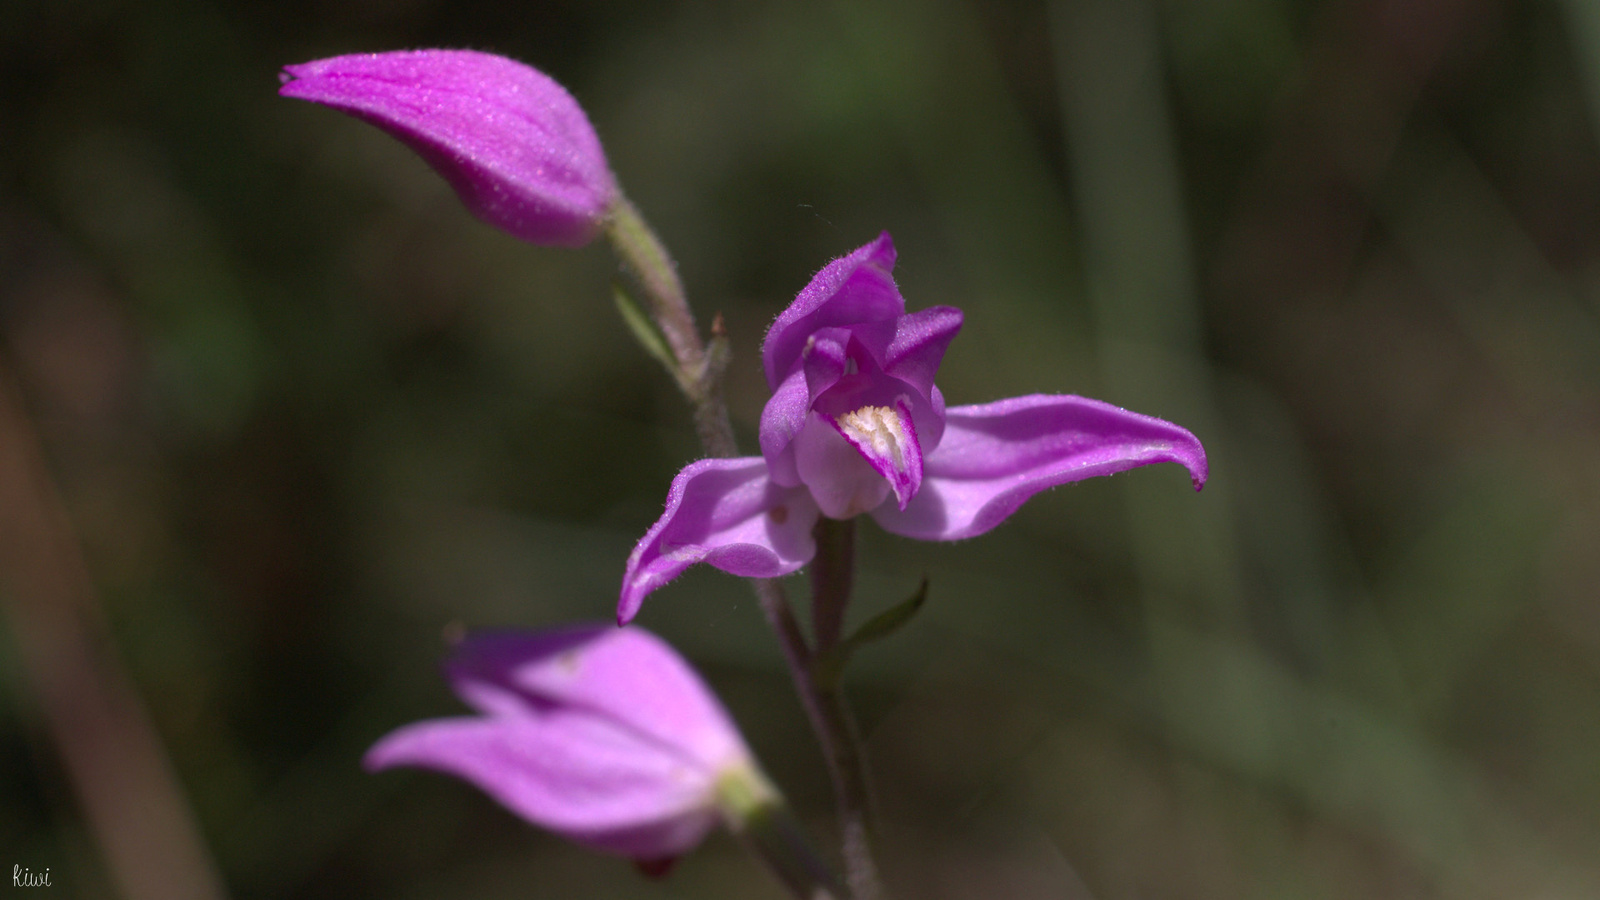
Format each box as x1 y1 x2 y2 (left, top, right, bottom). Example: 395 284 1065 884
837 405 910 472
828 396 923 512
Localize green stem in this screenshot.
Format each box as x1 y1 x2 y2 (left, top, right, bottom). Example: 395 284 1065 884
720 768 846 900
606 196 698 369
814 685 880 900
810 517 856 653
605 195 737 458
752 578 882 900
804 518 881 897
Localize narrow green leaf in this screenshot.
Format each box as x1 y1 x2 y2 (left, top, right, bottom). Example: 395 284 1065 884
810 578 929 692
612 283 676 374
842 577 928 650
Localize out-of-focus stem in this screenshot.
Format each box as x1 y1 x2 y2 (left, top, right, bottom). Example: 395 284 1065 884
813 685 878 900
1050 0 1243 622
752 578 881 900
0 358 230 900
720 766 846 900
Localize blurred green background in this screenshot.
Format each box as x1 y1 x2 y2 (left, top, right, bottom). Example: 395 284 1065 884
3 0 1599 897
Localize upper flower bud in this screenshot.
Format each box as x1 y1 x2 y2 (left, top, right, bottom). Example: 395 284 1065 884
280 49 617 246
365 625 775 862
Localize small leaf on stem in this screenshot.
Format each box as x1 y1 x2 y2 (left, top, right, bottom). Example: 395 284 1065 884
810 577 929 691
613 283 679 377
843 577 928 649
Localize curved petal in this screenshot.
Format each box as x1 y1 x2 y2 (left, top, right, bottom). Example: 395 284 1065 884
801 328 853 400
620 458 818 623
762 233 901 389
443 627 752 771
280 50 615 246
864 306 960 451
758 367 811 487
871 306 964 410
873 394 1208 540
365 712 718 859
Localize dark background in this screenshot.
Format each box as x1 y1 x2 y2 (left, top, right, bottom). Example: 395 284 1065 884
3 0 1599 897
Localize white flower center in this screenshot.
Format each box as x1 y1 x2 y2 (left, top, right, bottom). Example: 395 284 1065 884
836 405 909 473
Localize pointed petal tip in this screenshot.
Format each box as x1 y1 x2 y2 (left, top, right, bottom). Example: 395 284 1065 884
362 730 409 774
863 231 897 274
619 457 818 620
616 568 659 625
1170 430 1209 492
615 598 639 628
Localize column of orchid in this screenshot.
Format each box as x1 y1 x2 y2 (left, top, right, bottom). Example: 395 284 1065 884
281 49 1206 900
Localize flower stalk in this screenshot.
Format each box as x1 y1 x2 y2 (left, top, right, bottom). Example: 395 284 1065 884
605 202 884 899
752 578 883 900
719 768 846 900
284 47 1209 900
804 517 881 900
283 48 877 897
604 196 737 458
810 517 857 654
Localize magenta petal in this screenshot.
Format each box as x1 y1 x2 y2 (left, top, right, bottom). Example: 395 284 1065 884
365 713 719 859
444 627 750 771
762 233 902 389
876 306 964 412
872 394 1208 540
366 627 764 862
759 368 808 487
620 458 819 623
758 330 851 483
280 50 615 246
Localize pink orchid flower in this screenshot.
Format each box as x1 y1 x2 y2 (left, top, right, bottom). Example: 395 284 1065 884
366 625 773 862
620 233 1208 623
